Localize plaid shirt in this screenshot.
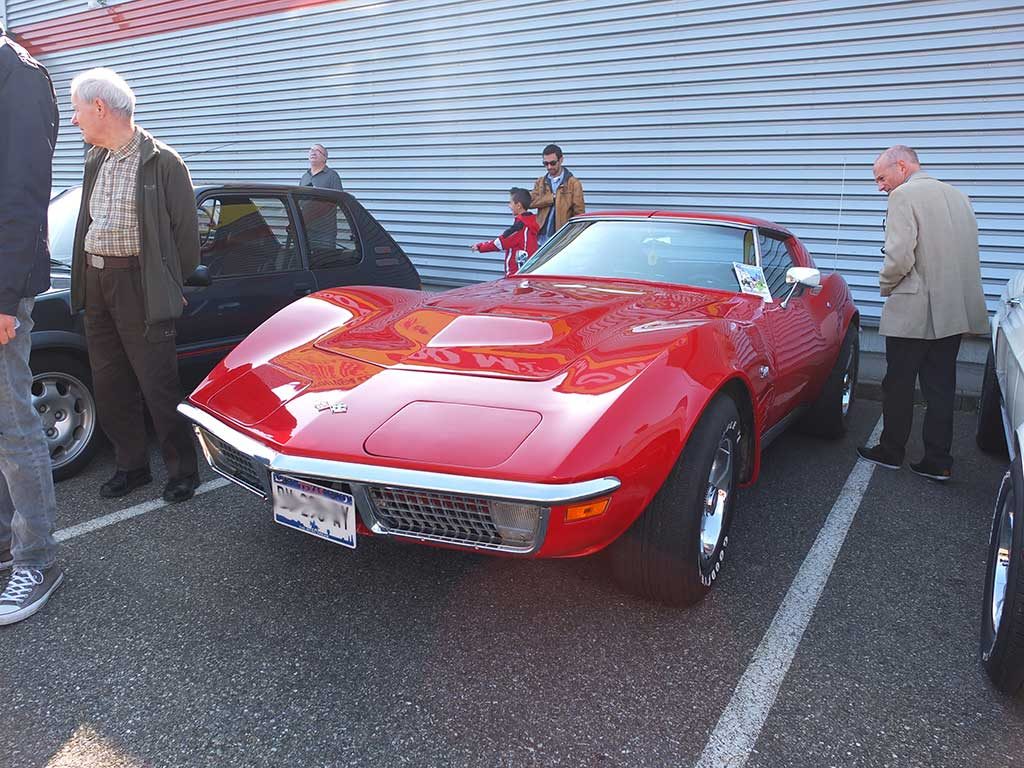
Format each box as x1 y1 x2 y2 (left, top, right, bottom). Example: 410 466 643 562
84 129 142 257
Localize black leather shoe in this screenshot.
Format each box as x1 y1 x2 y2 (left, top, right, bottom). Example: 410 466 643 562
100 467 153 498
163 473 199 503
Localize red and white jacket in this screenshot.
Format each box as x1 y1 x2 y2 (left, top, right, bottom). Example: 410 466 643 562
474 212 540 275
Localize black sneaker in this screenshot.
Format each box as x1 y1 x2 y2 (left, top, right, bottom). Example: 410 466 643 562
910 460 952 482
0 549 11 574
856 444 902 470
0 566 64 626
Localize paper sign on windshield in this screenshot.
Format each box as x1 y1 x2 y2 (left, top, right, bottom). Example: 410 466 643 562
733 263 773 302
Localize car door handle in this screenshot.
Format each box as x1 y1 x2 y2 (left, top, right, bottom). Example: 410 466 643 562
218 302 241 311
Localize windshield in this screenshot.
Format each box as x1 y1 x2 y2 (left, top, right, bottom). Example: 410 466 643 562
47 186 82 267
521 219 757 292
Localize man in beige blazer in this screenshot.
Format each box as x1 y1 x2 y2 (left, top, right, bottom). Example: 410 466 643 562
857 145 988 481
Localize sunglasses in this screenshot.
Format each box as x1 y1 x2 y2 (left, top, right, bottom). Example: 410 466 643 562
542 159 560 167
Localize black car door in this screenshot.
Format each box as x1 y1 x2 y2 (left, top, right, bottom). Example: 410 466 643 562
176 191 315 372
291 190 364 291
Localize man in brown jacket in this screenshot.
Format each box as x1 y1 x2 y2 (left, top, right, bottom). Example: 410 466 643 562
531 144 585 245
70 68 200 503
857 145 988 481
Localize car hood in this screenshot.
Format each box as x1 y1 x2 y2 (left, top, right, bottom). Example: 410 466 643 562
312 277 726 382
189 278 754 473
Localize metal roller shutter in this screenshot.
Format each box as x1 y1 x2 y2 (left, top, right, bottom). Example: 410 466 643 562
9 0 1023 331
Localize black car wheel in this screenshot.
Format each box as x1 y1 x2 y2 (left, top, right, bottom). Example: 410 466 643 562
976 347 1008 455
981 453 1024 696
799 324 859 439
609 394 740 607
30 353 100 481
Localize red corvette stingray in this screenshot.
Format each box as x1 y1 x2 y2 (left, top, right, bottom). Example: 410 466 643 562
179 212 859 606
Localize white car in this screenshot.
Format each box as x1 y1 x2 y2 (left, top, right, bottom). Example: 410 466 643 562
977 271 1024 695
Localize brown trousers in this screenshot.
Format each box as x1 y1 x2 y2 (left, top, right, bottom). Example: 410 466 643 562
84 263 198 479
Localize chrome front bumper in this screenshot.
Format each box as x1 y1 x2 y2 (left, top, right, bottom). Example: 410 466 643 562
179 402 620 554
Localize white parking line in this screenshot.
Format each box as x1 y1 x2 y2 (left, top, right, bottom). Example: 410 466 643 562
54 478 230 543
695 417 884 768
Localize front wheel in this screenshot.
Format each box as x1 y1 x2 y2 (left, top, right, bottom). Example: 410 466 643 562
609 395 741 607
981 453 1024 696
30 353 101 481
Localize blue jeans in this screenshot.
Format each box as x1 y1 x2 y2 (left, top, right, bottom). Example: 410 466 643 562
0 298 58 569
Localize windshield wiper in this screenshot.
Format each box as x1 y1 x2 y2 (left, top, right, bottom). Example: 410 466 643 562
49 258 71 270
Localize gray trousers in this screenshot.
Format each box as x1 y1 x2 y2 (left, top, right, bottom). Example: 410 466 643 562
0 298 58 569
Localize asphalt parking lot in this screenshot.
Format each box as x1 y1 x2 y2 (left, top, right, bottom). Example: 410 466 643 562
2 399 1023 768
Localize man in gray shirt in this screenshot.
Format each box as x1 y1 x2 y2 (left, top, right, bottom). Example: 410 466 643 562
299 143 343 190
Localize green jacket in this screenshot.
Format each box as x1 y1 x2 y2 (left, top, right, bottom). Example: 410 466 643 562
71 128 199 326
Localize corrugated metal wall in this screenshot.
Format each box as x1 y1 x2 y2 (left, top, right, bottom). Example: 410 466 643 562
10 0 1024 328
8 0 82 27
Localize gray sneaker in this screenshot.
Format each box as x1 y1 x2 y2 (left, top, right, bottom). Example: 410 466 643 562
0 567 64 626
0 549 11 573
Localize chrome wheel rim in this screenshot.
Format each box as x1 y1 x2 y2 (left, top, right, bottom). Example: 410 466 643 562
700 429 735 561
841 351 855 417
990 473 1014 637
32 370 96 471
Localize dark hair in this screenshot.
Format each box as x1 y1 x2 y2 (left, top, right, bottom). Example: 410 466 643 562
509 187 531 210
542 144 563 158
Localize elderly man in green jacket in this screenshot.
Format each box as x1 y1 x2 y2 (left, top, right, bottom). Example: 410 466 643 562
69 68 201 503
857 145 988 482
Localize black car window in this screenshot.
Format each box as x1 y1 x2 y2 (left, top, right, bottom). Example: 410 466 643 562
295 194 362 269
199 195 300 278
758 230 796 298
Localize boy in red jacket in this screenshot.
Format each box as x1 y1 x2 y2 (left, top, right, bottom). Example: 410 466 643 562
471 187 539 276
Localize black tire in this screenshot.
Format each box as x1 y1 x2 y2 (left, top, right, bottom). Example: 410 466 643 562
29 352 101 481
798 324 859 439
981 452 1024 696
976 347 1008 455
609 395 741 607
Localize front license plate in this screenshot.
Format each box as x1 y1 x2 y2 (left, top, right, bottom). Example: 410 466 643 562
271 472 356 549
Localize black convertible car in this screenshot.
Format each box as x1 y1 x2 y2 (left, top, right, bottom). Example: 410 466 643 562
34 184 420 479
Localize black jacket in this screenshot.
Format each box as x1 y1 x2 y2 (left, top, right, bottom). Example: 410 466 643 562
0 36 58 315
71 129 201 325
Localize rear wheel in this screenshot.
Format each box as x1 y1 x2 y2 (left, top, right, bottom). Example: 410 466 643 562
976 347 1008 455
609 395 740 607
30 353 101 481
981 453 1024 696
799 324 858 438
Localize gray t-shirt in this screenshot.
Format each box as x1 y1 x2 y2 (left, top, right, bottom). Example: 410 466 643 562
299 166 344 191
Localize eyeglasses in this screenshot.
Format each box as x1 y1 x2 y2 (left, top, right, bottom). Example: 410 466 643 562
542 160 559 167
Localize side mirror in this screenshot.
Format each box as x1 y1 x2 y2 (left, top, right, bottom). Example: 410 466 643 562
786 266 821 288
780 267 821 308
185 264 212 288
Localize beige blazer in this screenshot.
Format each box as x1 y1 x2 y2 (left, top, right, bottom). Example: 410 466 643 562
878 171 989 339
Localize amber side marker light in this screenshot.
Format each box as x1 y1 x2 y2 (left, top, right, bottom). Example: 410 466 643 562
564 497 610 523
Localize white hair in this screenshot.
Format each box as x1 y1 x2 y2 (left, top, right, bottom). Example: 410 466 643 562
311 143 328 157
70 68 136 118
878 144 920 167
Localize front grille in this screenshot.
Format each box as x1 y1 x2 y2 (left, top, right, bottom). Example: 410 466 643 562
366 486 541 551
197 427 267 494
